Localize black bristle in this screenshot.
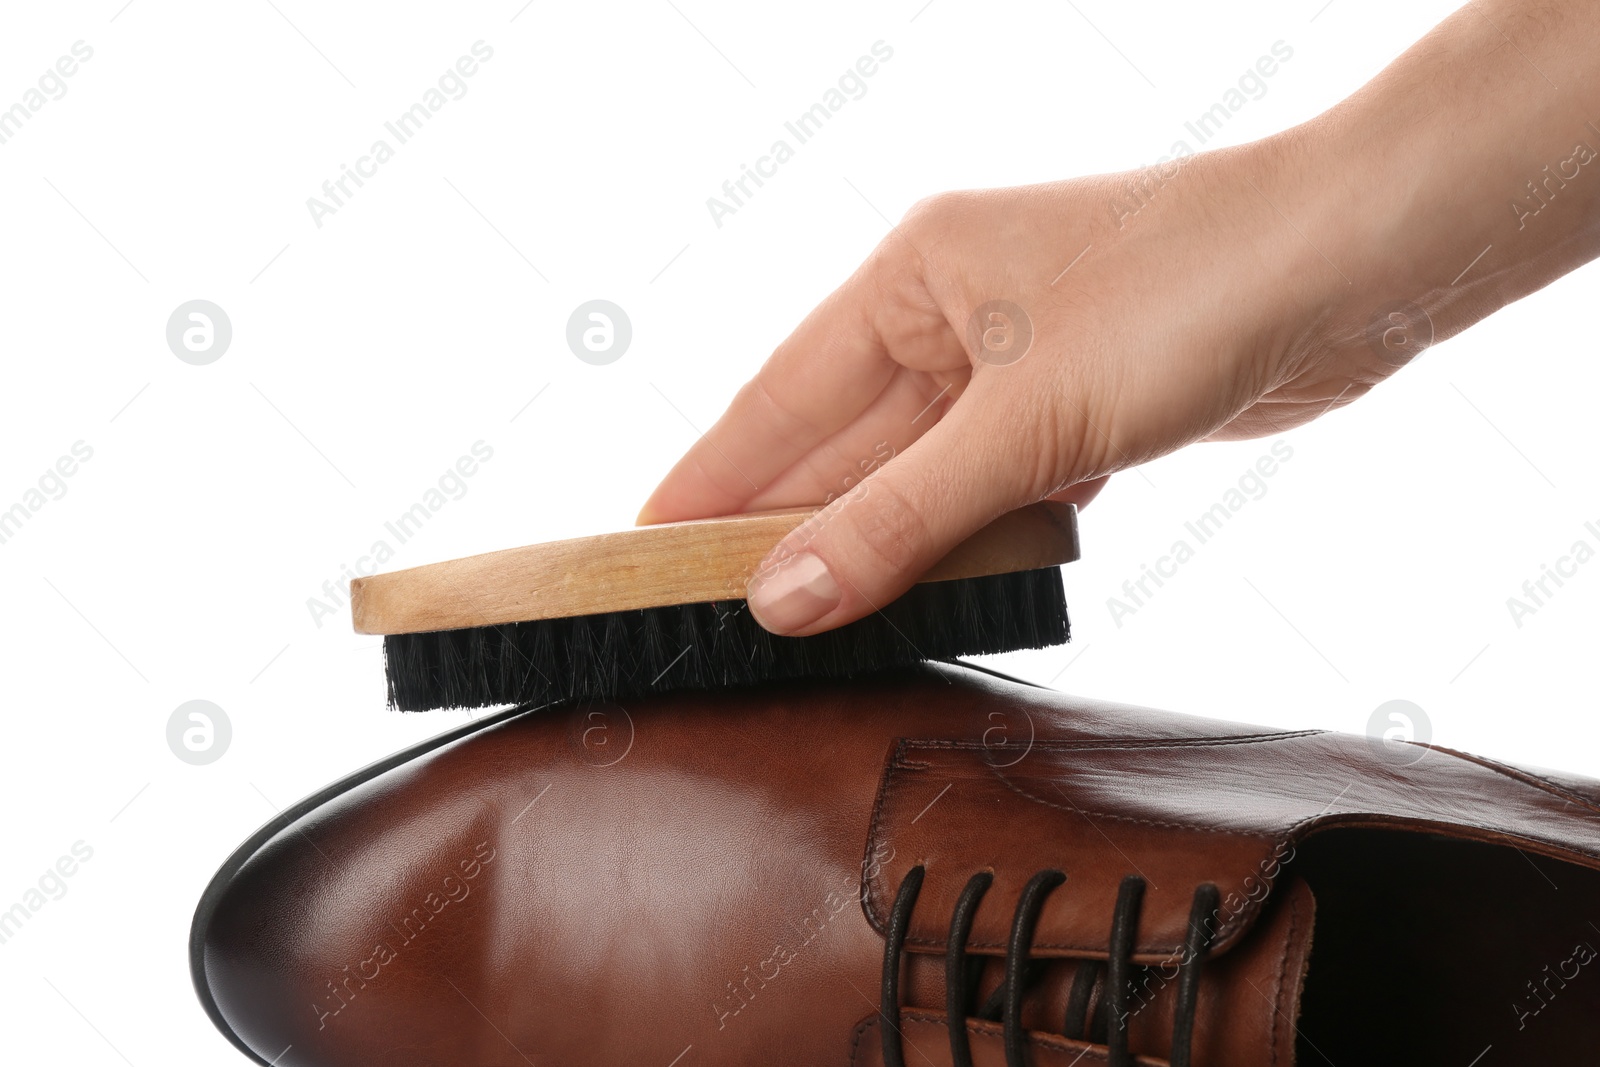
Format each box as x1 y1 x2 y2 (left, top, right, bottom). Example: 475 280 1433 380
382 567 1071 711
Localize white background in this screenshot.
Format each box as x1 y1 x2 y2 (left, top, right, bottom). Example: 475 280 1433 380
0 0 1594 1062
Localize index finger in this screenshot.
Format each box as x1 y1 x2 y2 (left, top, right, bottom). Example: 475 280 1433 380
638 268 897 524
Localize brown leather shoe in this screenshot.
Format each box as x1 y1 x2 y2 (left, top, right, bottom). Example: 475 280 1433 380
192 663 1600 1066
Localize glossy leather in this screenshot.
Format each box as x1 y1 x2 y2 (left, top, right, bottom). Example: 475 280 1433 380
192 662 1600 1066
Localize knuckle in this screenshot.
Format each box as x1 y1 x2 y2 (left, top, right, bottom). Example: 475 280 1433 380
903 190 971 229
743 373 812 452
902 192 951 227
863 226 919 284
899 192 962 250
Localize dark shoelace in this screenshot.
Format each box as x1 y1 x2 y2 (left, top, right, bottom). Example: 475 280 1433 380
880 868 1222 1067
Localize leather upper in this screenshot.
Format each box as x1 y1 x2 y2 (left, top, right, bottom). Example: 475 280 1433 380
192 662 1600 1067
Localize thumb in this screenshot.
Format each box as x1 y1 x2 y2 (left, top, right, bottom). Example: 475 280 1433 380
745 401 1035 636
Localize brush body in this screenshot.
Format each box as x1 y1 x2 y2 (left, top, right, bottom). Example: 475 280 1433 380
356 503 1081 711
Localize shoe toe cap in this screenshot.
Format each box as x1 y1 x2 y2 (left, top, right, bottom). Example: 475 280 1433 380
193 775 504 1065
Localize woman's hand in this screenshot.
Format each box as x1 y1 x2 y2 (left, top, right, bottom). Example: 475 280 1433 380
641 1 1600 637
640 143 1368 635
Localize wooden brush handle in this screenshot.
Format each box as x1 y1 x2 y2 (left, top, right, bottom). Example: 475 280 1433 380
350 502 1079 635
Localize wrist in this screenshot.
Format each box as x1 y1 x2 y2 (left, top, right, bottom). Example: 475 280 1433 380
1254 1 1600 374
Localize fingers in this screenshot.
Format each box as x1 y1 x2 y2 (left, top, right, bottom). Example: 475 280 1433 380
745 388 1036 636
742 364 963 512
1046 474 1110 509
637 270 896 525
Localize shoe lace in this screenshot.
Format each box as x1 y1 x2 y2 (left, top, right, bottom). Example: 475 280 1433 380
879 868 1221 1067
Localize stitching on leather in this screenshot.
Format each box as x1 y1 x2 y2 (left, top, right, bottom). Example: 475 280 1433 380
895 839 1301 957
847 1012 875 1066
994 772 1264 836
866 731 1342 954
861 739 912 940
1423 745 1600 818
980 769 1292 952
871 736 1326 954
907 811 1333 956
899 730 1323 756
1267 888 1303 1066
893 1012 1112 1063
